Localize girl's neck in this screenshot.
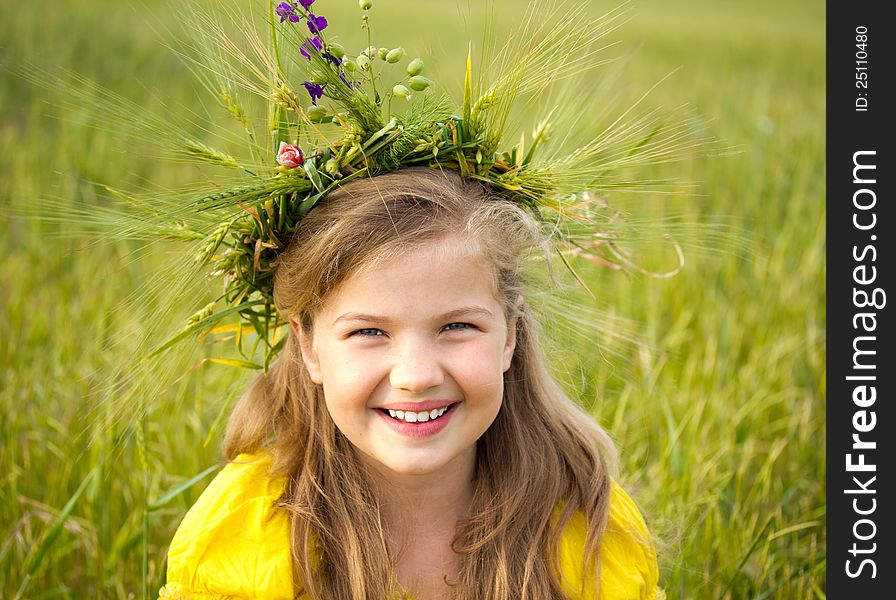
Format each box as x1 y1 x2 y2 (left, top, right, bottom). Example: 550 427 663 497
365 446 476 537
362 448 476 599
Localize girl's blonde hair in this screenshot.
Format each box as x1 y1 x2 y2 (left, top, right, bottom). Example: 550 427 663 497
225 167 618 599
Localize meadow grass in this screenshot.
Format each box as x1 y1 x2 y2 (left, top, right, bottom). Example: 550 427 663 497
1 0 825 597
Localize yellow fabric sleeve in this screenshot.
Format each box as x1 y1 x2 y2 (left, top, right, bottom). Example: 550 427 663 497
159 454 662 600
558 484 664 600
158 453 293 600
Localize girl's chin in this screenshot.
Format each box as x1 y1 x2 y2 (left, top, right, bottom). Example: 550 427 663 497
363 443 475 480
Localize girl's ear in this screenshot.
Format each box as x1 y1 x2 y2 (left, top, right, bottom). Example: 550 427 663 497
292 317 323 384
502 301 521 372
502 323 516 372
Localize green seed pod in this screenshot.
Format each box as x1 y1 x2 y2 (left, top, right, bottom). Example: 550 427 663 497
309 70 328 85
360 45 377 58
407 75 430 91
359 0 373 10
385 47 405 64
307 105 328 121
392 84 412 99
378 47 389 61
325 157 339 175
356 55 371 71
407 58 424 76
327 43 345 59
343 59 356 72
188 302 217 325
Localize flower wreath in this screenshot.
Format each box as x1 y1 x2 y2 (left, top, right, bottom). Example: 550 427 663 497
45 0 702 370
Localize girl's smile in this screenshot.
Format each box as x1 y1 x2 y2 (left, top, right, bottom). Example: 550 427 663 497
294 236 516 478
375 401 459 438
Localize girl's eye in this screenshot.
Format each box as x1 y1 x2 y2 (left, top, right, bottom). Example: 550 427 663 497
353 328 384 337
443 322 472 331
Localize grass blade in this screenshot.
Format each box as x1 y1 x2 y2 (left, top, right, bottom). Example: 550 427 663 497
148 464 220 512
16 468 98 599
720 515 775 598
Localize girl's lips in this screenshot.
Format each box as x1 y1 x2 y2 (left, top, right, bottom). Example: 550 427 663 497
377 399 456 412
375 402 458 438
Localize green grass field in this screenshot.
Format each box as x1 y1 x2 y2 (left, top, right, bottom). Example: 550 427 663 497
1 0 825 597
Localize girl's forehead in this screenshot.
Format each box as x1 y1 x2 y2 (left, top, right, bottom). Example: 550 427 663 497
317 238 504 321
350 234 491 281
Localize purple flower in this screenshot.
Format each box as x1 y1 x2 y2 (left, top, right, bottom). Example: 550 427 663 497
299 36 323 60
303 81 324 104
275 2 300 23
321 51 342 67
307 13 328 34
298 0 315 7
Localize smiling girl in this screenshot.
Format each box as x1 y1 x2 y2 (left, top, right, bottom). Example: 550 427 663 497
159 169 662 599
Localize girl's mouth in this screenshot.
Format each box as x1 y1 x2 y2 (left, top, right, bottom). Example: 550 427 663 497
378 403 457 424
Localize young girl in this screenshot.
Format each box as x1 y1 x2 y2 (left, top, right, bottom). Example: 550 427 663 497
158 168 661 599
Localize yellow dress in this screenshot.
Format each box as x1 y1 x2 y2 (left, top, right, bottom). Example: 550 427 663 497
159 453 663 600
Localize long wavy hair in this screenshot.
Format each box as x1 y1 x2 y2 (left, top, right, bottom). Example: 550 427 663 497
224 167 618 599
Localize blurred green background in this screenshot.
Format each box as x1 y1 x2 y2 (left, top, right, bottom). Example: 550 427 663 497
1 0 825 597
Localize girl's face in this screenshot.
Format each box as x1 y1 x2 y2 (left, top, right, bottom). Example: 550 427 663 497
295 237 516 479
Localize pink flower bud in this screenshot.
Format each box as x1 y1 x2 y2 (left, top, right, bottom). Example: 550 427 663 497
277 142 304 168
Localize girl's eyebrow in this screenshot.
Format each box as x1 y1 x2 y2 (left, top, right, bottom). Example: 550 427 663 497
331 306 495 327
331 312 392 326
441 306 495 321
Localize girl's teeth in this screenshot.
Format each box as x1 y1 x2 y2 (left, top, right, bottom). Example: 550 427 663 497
386 406 450 423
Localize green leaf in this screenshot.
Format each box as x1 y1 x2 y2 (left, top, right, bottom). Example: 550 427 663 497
720 515 776 598
205 357 264 370
264 334 288 371
298 167 369 218
142 300 265 362
463 44 473 123
361 118 399 152
147 464 220 512
22 468 97 583
204 393 238 448
304 156 325 193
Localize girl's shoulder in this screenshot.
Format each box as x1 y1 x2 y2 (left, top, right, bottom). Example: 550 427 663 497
559 483 665 600
158 452 294 600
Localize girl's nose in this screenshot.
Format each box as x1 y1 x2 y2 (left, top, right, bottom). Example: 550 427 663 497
389 341 445 393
